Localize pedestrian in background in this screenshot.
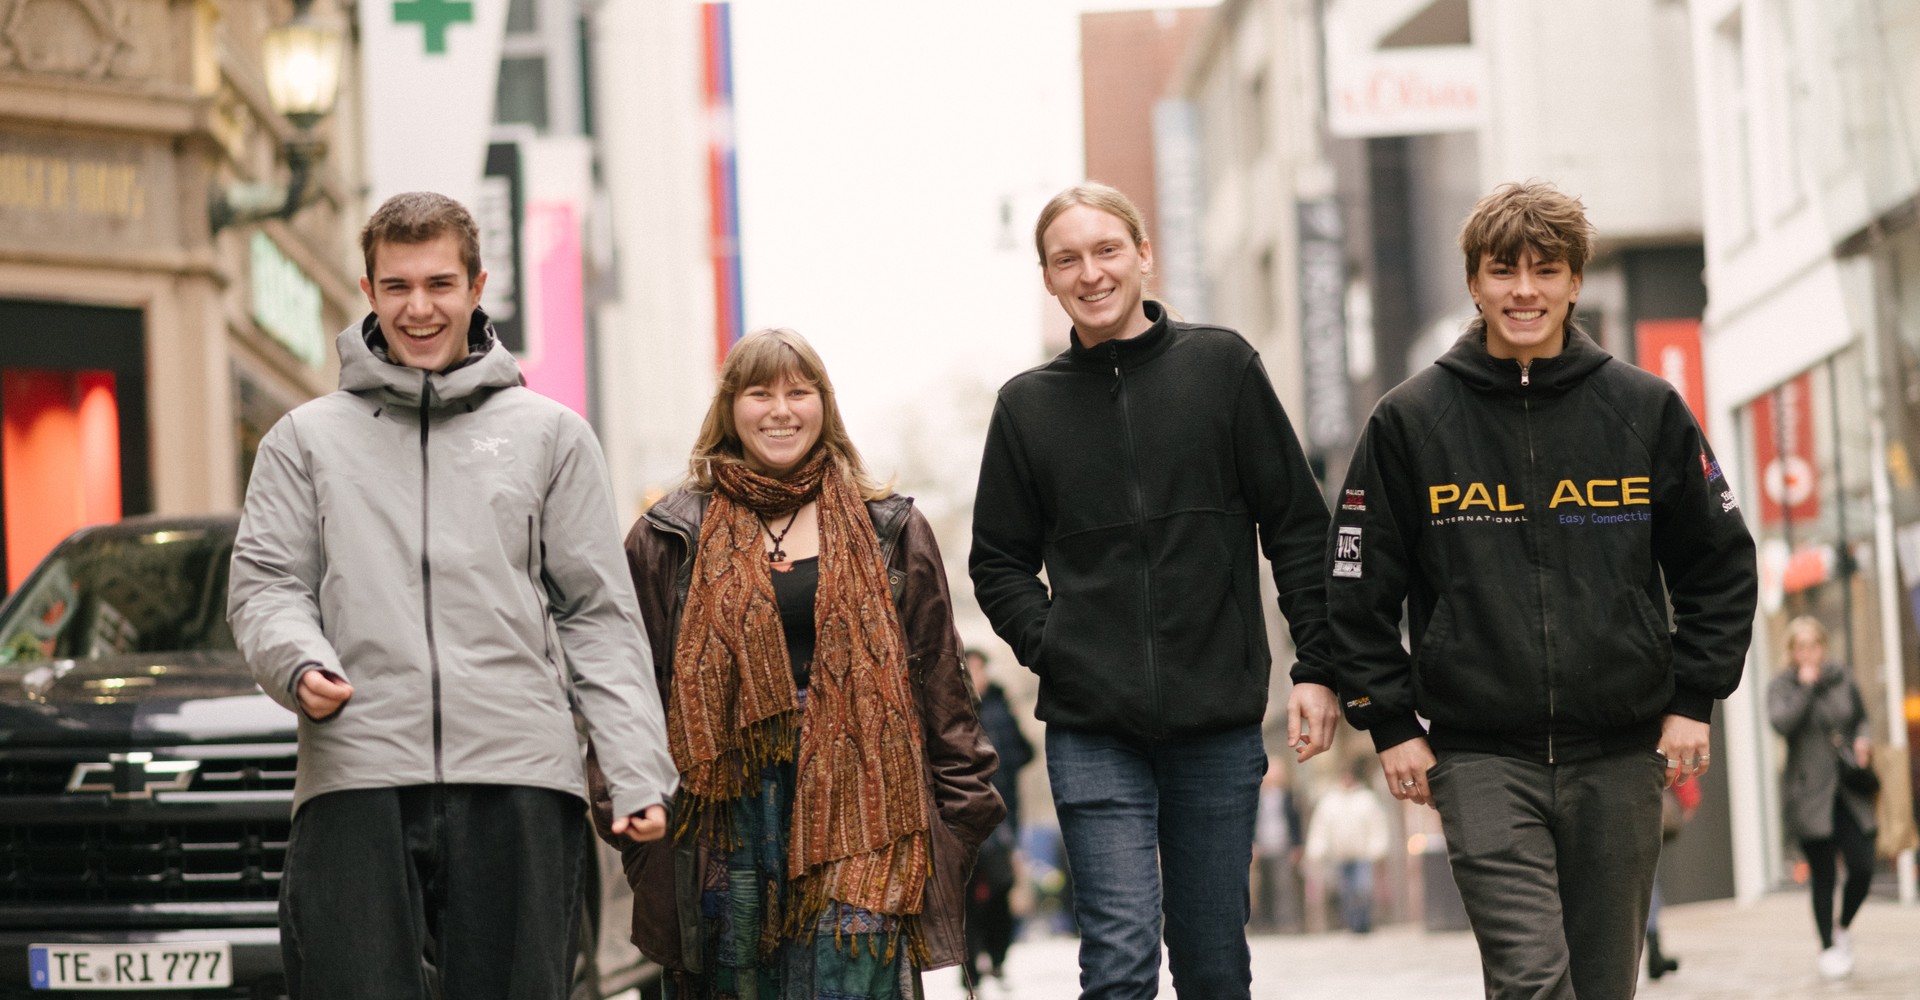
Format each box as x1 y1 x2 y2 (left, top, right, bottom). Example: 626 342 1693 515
588 328 1003 998
1644 774 1700 980
971 181 1339 1000
1768 615 1878 981
965 647 1033 993
1251 760 1304 933
1304 758 1390 934
228 192 677 1000
1327 180 1758 1000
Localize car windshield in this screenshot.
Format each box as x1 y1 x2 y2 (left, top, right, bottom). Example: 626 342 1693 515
0 527 236 666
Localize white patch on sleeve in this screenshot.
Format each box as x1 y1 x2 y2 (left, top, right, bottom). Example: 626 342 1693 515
1333 525 1363 578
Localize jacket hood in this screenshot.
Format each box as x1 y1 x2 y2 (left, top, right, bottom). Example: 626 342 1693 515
337 308 524 406
1435 322 1611 395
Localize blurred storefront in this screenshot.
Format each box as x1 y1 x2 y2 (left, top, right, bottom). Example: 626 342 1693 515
0 0 364 591
1690 0 1920 902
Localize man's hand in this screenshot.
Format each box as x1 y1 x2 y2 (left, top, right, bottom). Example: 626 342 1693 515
296 669 353 720
1657 714 1712 788
1287 682 1339 762
1381 737 1437 806
612 804 668 844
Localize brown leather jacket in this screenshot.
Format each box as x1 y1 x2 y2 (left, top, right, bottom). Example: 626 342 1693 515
586 487 1004 973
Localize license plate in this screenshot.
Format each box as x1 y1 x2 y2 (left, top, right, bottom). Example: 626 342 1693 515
29 942 233 990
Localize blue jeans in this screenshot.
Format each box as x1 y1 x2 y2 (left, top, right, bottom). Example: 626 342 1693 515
1046 723 1265 1000
1337 860 1375 933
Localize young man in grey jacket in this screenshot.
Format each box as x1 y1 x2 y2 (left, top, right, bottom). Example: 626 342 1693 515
228 192 675 1000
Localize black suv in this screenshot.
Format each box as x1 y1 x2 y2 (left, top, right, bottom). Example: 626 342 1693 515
0 515 656 998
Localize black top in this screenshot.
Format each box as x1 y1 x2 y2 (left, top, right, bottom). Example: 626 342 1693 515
1328 326 1758 762
770 556 818 688
969 301 1333 740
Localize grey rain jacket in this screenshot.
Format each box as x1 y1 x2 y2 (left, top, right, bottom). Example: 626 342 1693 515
229 313 677 817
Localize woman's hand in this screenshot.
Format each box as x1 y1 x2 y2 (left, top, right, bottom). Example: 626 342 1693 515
1855 737 1873 770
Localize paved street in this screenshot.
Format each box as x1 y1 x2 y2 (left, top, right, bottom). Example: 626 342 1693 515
916 892 1920 1000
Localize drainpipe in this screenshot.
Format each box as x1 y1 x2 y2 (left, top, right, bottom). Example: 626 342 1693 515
1860 254 1918 904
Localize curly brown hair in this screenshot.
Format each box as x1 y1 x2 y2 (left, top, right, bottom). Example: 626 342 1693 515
359 192 482 282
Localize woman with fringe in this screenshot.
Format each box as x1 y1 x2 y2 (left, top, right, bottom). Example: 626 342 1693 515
588 328 1003 999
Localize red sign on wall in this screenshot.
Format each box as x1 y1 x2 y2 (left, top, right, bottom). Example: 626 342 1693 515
1749 373 1820 526
1636 319 1708 437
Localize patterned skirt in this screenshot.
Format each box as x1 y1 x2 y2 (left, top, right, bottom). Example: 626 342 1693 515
663 750 918 1000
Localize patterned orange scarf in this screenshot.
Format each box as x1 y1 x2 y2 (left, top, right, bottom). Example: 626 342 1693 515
668 450 931 942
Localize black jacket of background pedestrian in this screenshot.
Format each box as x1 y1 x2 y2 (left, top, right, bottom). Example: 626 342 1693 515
1329 326 1757 760
970 301 1334 741
975 681 1033 833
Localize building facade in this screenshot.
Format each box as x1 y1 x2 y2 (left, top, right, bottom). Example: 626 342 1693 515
1688 0 1920 904
0 0 364 588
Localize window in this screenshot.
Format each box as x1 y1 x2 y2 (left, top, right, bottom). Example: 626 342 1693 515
495 56 549 130
1711 11 1754 245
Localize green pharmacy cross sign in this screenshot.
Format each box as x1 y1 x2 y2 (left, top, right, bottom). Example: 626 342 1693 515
393 0 472 54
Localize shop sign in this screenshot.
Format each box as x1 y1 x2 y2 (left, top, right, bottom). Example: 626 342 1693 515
1749 373 1819 526
249 233 326 368
1327 46 1486 138
0 133 171 254
1636 319 1708 436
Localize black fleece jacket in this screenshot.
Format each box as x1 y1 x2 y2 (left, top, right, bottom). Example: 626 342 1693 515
1328 326 1758 762
969 302 1333 741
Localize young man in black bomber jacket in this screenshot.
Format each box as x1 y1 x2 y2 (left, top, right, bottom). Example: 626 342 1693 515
972 183 1338 1000
1327 182 1758 1000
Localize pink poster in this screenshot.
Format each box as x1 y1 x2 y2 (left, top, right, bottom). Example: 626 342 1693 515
518 201 586 417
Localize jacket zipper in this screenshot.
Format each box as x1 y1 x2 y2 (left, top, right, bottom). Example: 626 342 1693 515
1520 360 1532 387
1110 343 1161 736
1523 393 1556 763
419 377 444 783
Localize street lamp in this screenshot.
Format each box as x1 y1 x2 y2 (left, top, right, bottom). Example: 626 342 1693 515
210 0 344 232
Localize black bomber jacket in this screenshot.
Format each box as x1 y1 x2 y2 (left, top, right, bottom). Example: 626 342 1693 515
969 302 1334 741
1328 326 1758 762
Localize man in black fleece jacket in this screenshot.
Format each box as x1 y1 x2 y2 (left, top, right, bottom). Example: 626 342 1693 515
971 183 1336 1000
1328 181 1757 1000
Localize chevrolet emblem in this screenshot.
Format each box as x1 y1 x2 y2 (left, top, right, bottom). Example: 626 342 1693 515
65 752 200 799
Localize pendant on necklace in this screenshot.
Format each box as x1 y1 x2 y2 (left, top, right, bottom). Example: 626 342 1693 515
768 548 792 573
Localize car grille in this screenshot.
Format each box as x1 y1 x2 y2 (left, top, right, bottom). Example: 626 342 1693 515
0 747 294 905
1 752 297 797
1 820 287 904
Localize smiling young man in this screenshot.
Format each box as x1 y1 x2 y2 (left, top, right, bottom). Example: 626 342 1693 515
228 192 676 1000
971 182 1337 1000
1326 181 1757 999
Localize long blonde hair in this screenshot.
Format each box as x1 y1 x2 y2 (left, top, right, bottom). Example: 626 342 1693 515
687 328 890 500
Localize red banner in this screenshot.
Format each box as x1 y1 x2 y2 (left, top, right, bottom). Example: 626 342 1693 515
1749 373 1819 526
1636 319 1708 436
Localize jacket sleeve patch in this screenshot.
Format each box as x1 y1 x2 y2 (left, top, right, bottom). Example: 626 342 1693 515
1333 525 1363 578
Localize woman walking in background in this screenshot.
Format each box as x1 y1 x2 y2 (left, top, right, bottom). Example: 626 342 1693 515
588 328 1003 998
1768 615 1878 981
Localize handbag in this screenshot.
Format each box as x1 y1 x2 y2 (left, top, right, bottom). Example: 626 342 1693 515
1833 736 1881 797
